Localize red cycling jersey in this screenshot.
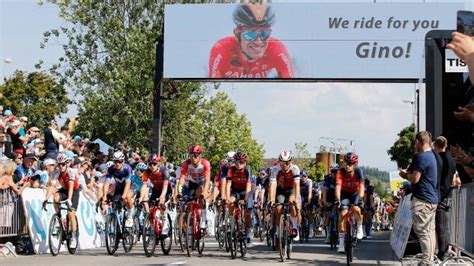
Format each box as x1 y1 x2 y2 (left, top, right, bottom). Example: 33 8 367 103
209 37 294 79
227 165 251 191
270 164 301 190
336 168 364 193
55 168 79 191
180 158 211 184
143 167 169 191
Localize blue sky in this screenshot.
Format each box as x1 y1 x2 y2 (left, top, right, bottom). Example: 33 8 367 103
1 0 465 171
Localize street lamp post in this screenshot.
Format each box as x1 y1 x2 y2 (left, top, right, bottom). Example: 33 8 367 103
403 99 416 126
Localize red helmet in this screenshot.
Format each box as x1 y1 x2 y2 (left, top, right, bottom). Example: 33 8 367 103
188 144 202 155
148 153 161 164
233 152 247 163
344 152 359 164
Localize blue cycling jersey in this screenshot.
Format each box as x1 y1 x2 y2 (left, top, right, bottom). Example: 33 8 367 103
107 164 132 188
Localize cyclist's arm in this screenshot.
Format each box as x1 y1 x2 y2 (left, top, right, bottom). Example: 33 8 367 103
160 168 170 201
322 188 327 206
202 162 211 198
139 175 148 202
335 170 342 201
294 180 300 204
226 179 232 200
68 180 74 203
307 181 313 203
244 179 251 202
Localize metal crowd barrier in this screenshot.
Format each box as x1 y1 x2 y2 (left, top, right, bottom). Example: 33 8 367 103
0 188 27 238
448 182 473 259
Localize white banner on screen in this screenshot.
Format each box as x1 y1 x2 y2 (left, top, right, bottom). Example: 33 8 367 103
21 188 104 254
445 49 469 73
164 2 462 79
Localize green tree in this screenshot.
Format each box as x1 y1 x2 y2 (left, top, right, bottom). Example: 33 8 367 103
371 179 390 200
359 166 389 182
0 70 70 129
387 124 415 168
293 142 324 182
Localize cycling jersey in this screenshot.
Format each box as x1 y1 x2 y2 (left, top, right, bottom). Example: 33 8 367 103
323 174 337 204
270 164 300 190
336 168 364 193
227 165 251 191
209 37 294 79
130 174 147 192
53 168 80 190
143 167 169 190
180 158 211 185
300 179 313 199
106 164 132 188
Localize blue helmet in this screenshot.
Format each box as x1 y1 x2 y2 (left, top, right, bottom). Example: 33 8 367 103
300 170 308 177
136 163 147 171
330 163 339 171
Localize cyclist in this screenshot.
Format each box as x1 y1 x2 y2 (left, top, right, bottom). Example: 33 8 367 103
363 180 375 238
226 152 253 246
131 162 149 210
209 3 294 78
299 170 312 240
335 152 365 253
100 151 134 227
141 154 171 235
43 153 80 247
177 144 211 230
322 163 338 244
255 168 270 209
269 150 300 239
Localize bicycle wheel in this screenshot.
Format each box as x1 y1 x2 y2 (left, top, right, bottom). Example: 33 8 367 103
197 227 205 255
160 213 173 255
48 214 62 256
143 213 156 257
330 216 337 250
185 211 194 257
132 215 140 246
214 209 220 241
105 214 119 255
173 212 180 247
239 215 247 258
66 215 79 254
278 215 286 262
217 212 226 249
178 213 186 252
122 216 134 253
228 217 237 259
345 222 353 265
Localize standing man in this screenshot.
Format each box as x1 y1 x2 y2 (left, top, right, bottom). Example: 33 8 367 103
433 136 460 261
399 131 439 265
44 120 61 159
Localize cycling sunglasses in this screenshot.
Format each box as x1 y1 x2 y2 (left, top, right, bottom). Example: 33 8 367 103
189 153 200 159
241 29 272 42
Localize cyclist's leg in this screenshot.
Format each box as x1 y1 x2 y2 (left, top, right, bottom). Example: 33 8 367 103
54 189 64 214
195 183 208 229
288 191 298 234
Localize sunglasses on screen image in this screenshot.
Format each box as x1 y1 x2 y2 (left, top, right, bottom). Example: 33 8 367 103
148 162 158 166
114 160 124 164
189 153 200 159
241 29 272 42
58 163 67 167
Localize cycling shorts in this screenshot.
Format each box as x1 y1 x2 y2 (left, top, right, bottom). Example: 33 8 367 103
340 190 360 210
57 188 80 211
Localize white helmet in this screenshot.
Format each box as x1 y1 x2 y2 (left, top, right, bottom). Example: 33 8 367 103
112 151 125 161
278 150 293 162
226 151 236 162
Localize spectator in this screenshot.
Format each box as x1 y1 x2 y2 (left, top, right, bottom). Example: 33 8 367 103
14 153 37 185
41 158 56 188
433 136 460 260
7 120 26 155
58 125 70 152
0 132 12 158
450 144 474 179
18 117 28 137
11 152 22 165
399 131 439 265
44 120 61 159
1 160 24 195
26 126 41 144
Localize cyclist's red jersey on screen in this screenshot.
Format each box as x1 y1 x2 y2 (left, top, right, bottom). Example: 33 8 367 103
209 37 294 79
335 168 364 193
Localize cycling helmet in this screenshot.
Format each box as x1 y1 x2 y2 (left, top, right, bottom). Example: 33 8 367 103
112 151 125 161
233 3 275 28
106 161 114 168
233 152 247 163
188 144 202 154
57 153 69 164
278 150 293 162
136 162 147 171
344 152 359 164
330 163 339 171
226 151 236 162
148 153 161 164
300 170 308 177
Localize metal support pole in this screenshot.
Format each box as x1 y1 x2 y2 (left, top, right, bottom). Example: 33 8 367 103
152 38 164 155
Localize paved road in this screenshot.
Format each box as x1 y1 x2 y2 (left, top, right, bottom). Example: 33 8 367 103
3 231 399 265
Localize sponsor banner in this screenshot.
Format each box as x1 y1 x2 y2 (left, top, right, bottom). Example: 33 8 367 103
21 188 104 254
389 171 406 194
445 49 469 73
164 2 462 79
390 194 413 260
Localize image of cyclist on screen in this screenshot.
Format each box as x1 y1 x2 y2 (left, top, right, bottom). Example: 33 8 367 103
208 3 294 79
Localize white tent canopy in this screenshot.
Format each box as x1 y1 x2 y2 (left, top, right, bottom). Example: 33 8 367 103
92 138 111 154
